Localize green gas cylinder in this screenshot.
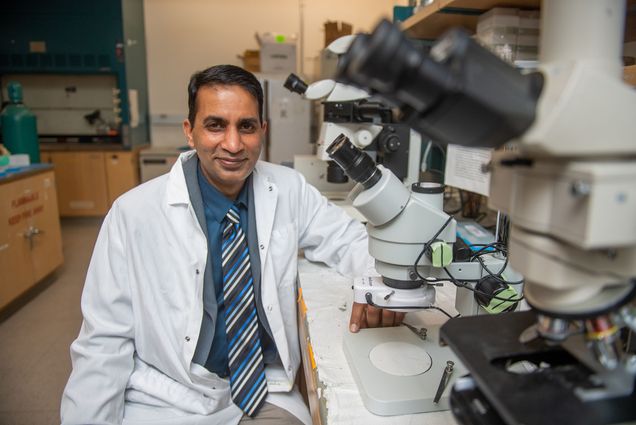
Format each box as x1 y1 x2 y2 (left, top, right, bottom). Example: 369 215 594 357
1 82 40 164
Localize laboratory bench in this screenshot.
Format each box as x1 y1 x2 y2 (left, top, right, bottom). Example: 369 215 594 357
0 163 53 183
0 164 63 317
296 258 459 425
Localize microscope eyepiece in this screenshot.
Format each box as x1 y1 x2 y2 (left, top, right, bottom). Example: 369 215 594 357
326 134 382 189
284 73 308 95
335 19 543 149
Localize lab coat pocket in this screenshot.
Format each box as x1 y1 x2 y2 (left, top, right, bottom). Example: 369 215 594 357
269 222 298 288
127 357 231 416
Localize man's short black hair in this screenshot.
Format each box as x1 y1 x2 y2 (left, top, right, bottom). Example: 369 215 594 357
187 64 264 126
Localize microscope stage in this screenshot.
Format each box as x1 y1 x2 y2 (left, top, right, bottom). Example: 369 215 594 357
441 311 636 425
343 325 466 416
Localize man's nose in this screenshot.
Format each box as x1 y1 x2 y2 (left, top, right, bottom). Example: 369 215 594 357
222 126 242 153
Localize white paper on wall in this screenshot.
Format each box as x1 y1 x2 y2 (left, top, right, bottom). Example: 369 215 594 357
444 144 492 196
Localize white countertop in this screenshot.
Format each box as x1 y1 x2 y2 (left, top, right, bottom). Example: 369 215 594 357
297 258 460 425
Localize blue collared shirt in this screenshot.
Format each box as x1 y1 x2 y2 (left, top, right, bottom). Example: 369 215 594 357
196 166 277 377
197 167 250 376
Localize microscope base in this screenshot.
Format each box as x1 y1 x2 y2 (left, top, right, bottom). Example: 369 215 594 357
440 311 636 425
343 325 466 416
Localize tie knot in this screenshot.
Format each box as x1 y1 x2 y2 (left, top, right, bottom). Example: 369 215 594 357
226 206 240 225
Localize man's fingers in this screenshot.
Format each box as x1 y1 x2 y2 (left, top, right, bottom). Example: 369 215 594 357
366 304 381 328
394 312 406 326
382 308 395 327
349 302 367 333
350 303 407 332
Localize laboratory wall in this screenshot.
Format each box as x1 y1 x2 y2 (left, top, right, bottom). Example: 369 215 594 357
143 0 404 147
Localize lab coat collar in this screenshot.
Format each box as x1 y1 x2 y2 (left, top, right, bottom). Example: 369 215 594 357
252 162 278 264
167 151 277 204
166 150 197 206
166 151 278 261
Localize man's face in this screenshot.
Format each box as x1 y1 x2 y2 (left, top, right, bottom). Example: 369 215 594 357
183 84 266 199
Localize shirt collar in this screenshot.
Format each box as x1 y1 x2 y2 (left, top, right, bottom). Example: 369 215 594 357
196 163 250 223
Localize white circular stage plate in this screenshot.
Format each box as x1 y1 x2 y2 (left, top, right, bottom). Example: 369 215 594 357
369 342 432 376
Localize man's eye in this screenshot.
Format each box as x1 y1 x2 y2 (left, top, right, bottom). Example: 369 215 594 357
240 123 256 133
207 122 224 131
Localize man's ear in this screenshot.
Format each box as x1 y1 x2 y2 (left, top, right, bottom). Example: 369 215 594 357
183 119 195 149
261 120 268 134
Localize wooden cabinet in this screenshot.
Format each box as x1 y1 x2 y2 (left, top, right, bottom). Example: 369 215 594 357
104 151 139 206
42 151 109 216
0 182 33 308
0 168 63 311
41 148 141 216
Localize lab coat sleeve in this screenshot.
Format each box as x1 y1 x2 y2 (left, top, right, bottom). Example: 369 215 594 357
61 201 135 425
296 175 374 278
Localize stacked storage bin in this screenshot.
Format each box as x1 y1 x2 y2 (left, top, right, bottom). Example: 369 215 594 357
476 8 540 63
517 10 540 61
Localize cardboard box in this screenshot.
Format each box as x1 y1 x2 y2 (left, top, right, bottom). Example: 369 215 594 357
257 33 297 74
624 64 636 87
239 49 260 73
324 21 352 47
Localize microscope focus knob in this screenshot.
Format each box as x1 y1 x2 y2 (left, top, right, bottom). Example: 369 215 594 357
354 129 374 147
384 134 401 152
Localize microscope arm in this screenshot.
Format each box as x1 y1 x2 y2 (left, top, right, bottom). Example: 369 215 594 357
327 134 523 316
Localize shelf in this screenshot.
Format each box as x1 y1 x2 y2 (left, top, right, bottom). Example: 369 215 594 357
402 0 541 39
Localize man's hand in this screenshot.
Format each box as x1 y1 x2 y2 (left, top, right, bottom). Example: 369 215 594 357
349 302 405 333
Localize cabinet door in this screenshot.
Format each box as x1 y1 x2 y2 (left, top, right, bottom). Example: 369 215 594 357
28 171 64 283
105 151 139 206
0 180 35 309
50 151 109 216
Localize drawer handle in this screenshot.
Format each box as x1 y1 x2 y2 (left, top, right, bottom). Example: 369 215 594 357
24 226 44 249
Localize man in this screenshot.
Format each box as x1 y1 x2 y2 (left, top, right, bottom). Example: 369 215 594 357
61 65 402 425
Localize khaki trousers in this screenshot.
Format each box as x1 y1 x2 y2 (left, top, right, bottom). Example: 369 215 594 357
239 402 304 425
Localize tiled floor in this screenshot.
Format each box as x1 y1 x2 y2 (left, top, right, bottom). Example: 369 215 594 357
0 218 102 425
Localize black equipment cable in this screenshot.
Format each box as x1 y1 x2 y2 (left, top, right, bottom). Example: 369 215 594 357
411 219 525 304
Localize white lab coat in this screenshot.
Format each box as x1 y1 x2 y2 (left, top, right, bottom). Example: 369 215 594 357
61 151 372 425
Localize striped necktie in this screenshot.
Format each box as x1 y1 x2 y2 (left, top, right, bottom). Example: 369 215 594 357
221 205 268 416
